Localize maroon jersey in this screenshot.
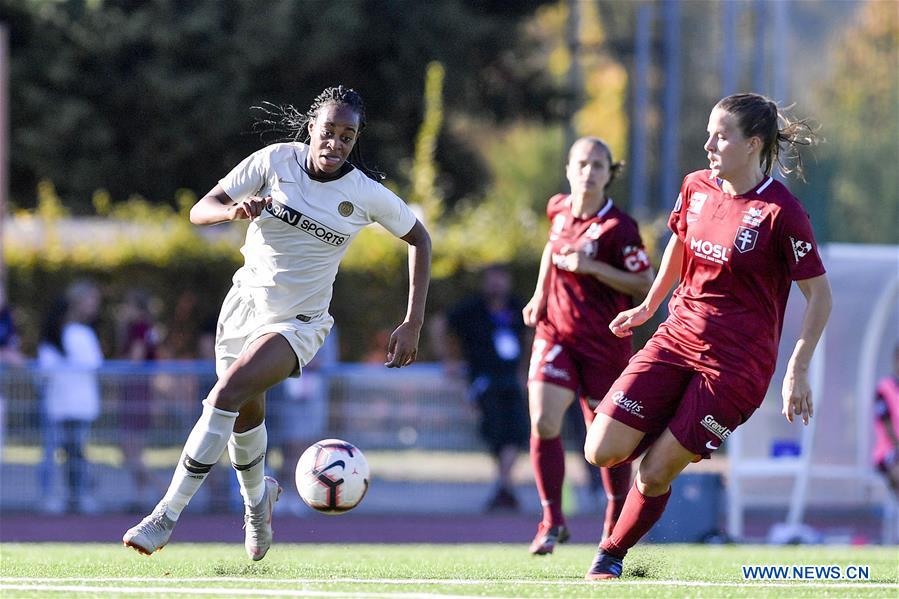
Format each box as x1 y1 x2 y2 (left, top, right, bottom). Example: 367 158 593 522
537 194 650 364
125 320 158 361
652 170 825 400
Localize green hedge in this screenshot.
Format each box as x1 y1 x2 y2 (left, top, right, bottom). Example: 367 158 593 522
5 183 549 361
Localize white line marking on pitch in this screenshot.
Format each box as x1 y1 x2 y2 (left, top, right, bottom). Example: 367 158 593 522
0 585 502 599
2 577 897 590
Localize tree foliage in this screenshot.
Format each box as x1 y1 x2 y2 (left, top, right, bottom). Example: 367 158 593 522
812 0 898 244
3 0 558 211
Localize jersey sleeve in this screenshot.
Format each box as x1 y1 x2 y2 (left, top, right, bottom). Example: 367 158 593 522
367 183 417 238
546 194 565 221
667 177 690 241
776 201 826 280
614 217 652 273
218 148 268 202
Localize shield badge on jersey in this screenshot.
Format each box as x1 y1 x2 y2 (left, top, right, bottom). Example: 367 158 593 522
733 226 758 253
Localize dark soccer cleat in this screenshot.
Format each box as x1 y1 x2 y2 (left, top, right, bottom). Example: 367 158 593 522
528 522 570 555
585 548 624 580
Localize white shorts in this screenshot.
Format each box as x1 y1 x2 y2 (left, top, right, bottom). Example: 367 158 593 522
215 286 334 378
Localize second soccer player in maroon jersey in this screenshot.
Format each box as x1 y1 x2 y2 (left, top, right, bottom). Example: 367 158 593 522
583 93 832 579
523 137 654 555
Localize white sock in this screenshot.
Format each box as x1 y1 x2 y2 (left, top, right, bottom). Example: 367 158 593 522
228 422 268 507
161 400 237 520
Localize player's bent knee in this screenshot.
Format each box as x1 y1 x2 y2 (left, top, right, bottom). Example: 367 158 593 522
208 377 256 413
529 410 564 439
532 420 562 440
584 435 631 467
584 447 629 468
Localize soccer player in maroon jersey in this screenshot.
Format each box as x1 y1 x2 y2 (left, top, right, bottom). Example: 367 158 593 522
582 93 832 579
523 137 654 555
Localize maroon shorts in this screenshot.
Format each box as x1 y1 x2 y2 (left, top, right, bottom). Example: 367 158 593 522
528 333 628 424
596 346 763 459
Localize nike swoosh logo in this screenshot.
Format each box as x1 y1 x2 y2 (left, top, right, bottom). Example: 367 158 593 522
278 178 298 184
706 441 719 450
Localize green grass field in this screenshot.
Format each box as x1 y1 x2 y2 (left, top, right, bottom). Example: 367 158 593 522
1 543 896 598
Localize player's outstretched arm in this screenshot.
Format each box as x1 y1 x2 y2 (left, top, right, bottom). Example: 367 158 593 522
189 184 272 226
386 219 432 368
781 274 832 425
609 235 683 337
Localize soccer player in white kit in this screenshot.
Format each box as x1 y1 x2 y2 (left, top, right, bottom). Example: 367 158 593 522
124 86 432 560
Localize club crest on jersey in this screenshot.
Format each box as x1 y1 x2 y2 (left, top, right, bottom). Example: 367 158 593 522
266 200 348 246
790 237 813 263
742 206 764 227
338 201 354 217
733 226 758 253
690 237 730 264
585 222 602 240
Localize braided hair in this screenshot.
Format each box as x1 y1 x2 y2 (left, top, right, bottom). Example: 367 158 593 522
716 93 818 182
253 85 385 181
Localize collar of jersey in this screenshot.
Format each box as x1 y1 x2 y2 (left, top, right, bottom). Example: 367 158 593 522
295 149 355 183
597 197 614 218
714 175 773 198
564 196 613 219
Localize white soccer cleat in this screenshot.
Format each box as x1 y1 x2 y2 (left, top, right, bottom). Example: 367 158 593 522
243 476 282 561
123 502 177 555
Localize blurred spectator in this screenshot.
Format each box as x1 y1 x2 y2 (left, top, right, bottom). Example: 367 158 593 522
159 289 202 359
0 288 23 365
37 280 104 513
268 328 339 516
116 290 162 511
363 329 392 365
196 313 218 361
874 345 899 496
0 284 26 464
439 263 529 512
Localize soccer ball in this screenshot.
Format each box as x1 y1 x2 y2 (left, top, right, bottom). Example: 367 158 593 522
296 439 370 514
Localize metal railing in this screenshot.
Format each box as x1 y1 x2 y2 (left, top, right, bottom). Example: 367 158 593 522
0 361 484 514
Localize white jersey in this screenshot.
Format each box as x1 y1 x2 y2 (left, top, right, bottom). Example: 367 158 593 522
219 142 417 322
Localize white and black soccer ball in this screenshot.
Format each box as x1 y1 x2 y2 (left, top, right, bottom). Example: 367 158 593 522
296 439 370 514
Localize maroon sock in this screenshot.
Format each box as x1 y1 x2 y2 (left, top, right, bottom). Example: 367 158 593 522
600 463 632 538
530 435 565 525
600 481 671 559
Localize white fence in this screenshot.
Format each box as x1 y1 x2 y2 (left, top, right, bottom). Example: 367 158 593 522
727 243 899 544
